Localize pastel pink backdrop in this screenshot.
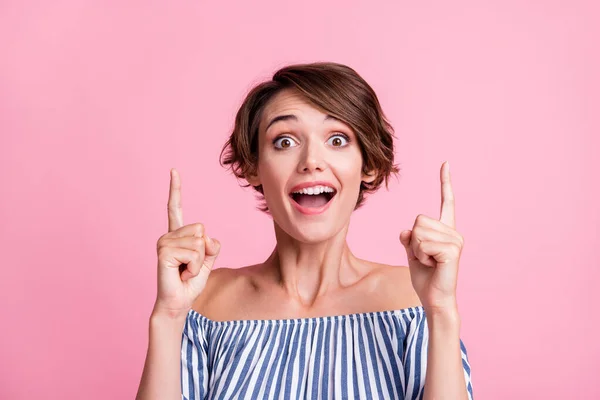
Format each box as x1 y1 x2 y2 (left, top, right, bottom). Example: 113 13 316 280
1 1 598 399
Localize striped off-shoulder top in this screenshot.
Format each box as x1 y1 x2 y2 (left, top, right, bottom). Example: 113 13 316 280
181 305 474 399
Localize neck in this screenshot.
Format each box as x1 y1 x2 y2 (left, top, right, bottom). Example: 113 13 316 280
264 222 364 308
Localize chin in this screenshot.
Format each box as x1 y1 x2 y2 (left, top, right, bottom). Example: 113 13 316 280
291 224 338 244
274 210 349 244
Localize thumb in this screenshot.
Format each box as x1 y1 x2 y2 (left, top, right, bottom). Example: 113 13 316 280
203 235 221 269
399 230 412 248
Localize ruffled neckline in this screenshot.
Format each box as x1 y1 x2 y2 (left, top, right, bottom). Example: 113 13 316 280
187 305 425 326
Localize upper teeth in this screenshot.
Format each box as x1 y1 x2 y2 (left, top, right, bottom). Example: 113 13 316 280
292 186 335 195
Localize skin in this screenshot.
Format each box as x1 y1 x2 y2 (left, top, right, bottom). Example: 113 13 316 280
193 88 422 321
157 88 469 399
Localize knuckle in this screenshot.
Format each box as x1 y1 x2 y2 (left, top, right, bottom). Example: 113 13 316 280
157 232 171 246
188 261 199 276
451 243 462 254
194 249 205 263
193 236 205 250
167 202 181 212
416 214 427 224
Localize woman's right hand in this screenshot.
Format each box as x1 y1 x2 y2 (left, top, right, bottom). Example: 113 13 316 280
153 168 221 319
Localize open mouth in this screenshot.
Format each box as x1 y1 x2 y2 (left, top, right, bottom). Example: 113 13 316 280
289 186 337 209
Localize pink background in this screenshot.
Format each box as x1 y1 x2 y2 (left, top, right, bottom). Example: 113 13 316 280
1 1 598 399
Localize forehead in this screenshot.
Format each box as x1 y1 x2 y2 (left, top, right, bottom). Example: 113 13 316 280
260 89 327 129
264 88 317 113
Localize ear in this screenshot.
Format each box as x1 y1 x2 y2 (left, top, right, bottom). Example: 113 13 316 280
361 169 378 184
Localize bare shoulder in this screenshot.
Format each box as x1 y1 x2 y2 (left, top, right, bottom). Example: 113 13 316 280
360 260 422 310
191 261 422 319
191 264 260 319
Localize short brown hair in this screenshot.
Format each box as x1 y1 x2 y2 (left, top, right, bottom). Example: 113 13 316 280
219 61 400 212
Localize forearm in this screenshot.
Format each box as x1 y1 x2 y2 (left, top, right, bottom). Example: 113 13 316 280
422 307 469 400
136 310 187 400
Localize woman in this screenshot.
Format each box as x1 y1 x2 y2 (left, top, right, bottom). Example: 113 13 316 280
137 62 474 400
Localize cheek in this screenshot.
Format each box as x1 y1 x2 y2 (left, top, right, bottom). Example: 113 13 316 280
257 157 290 194
332 154 364 207
334 152 364 182
259 146 299 175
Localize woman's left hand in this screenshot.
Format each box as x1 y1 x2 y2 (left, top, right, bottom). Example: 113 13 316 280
399 161 464 314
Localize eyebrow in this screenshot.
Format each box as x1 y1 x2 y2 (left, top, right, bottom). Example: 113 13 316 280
265 114 341 132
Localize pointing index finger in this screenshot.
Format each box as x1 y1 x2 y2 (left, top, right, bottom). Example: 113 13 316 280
168 168 184 232
439 161 455 228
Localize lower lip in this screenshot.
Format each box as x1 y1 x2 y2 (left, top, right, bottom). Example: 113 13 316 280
289 194 335 215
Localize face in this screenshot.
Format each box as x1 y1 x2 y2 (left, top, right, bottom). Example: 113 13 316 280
247 88 376 243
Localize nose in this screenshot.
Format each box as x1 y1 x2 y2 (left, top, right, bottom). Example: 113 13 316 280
297 139 326 173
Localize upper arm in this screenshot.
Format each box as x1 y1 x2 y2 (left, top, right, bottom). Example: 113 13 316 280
181 301 211 399
402 311 474 400
183 266 243 399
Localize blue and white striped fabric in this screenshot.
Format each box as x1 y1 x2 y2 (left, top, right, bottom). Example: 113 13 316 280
181 306 473 399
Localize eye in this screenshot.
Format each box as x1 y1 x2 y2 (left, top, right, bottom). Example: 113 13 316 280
273 136 298 149
327 133 350 147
